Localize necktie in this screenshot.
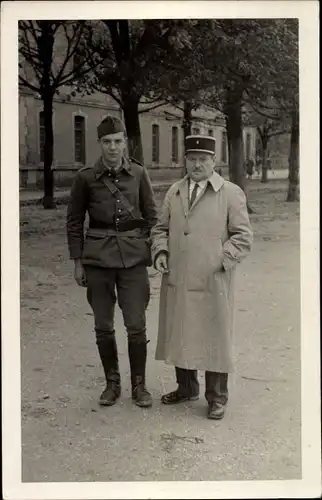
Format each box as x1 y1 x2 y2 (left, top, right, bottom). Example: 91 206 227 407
189 182 199 208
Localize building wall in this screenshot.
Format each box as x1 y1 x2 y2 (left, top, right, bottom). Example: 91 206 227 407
19 89 257 188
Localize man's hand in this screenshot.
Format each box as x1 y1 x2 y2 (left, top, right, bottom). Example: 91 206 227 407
74 259 87 287
155 252 169 274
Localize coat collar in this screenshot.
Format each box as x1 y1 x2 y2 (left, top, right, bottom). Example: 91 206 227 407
94 156 134 179
175 171 225 214
176 170 225 195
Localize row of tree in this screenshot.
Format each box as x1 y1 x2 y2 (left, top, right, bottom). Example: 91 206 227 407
19 19 299 209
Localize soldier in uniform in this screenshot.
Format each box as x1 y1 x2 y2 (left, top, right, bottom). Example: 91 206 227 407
67 115 158 408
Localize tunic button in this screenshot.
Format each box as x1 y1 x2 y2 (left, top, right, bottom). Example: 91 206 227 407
184 230 189 235
118 209 121 212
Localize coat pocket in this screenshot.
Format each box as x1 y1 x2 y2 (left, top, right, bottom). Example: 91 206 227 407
186 237 224 292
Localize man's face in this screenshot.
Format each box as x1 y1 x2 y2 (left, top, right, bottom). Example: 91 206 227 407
185 152 215 181
99 131 126 167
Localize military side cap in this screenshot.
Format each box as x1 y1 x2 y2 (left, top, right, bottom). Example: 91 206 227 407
185 135 216 155
97 115 126 139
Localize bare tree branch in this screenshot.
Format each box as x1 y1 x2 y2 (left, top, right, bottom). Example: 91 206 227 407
57 64 97 87
52 22 86 88
19 75 40 93
138 101 167 114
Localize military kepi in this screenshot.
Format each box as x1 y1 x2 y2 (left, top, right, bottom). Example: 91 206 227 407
97 115 126 139
185 135 216 155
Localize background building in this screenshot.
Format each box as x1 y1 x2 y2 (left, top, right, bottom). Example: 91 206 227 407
19 88 257 189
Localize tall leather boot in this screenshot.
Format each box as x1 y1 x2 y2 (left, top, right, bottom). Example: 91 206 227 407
128 340 152 408
96 334 121 406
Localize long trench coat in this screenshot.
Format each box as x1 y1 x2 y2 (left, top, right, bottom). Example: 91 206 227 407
151 172 253 373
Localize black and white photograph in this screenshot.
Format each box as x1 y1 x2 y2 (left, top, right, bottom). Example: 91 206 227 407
1 1 320 499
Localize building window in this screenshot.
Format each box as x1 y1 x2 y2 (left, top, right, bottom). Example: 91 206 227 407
171 127 179 163
74 115 86 164
245 132 252 160
208 129 213 136
221 130 227 163
192 127 200 135
39 111 45 163
152 124 159 163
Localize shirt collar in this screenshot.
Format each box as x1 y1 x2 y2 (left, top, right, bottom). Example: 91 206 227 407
94 156 134 179
186 171 224 192
190 178 208 190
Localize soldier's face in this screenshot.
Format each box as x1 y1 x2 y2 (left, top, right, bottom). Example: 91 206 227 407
185 152 215 181
99 132 126 166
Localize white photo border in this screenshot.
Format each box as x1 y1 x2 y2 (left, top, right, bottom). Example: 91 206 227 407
1 1 320 498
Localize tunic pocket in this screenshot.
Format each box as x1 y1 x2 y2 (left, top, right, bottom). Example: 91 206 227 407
82 234 109 263
121 236 152 266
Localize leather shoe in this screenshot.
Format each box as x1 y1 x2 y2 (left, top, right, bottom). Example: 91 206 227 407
99 383 121 406
161 389 199 405
207 401 225 419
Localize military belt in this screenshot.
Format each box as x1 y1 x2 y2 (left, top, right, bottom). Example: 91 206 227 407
86 227 143 238
89 218 149 232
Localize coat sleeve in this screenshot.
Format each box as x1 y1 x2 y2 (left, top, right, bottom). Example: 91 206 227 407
66 172 88 260
150 185 174 266
222 184 253 271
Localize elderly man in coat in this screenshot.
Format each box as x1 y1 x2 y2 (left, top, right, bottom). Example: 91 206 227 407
151 135 253 420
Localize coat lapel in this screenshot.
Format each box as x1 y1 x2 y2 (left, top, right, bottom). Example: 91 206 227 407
189 171 225 212
177 177 189 216
176 171 225 215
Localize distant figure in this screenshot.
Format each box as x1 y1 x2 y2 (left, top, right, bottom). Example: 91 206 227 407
255 155 262 175
267 157 273 171
246 158 254 179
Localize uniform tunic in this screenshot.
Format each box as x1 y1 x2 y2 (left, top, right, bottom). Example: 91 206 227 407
67 157 158 268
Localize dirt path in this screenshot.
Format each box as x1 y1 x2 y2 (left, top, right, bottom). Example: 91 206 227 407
20 180 301 482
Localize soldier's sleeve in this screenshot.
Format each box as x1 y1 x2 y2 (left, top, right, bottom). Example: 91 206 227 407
139 168 158 231
150 185 175 267
222 184 253 271
66 171 89 260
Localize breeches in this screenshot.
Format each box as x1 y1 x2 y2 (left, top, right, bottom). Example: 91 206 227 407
84 265 150 343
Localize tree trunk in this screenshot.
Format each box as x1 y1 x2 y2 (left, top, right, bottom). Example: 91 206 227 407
224 86 246 192
122 96 144 164
261 137 269 183
182 101 193 175
183 101 193 139
42 92 55 209
38 22 55 209
286 107 299 202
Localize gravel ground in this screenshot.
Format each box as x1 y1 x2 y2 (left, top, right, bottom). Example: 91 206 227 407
20 179 301 482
